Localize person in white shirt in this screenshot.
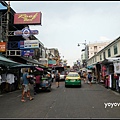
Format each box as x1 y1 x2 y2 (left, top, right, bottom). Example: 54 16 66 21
51 72 55 82
6 73 15 92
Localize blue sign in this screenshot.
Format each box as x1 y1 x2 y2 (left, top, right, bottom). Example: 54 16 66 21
21 49 34 56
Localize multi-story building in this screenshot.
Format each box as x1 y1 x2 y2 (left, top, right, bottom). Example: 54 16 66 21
80 41 112 68
88 41 112 59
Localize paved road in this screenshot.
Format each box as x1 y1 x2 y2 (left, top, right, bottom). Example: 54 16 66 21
0 81 120 119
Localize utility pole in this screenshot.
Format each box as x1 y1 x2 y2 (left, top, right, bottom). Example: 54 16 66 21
6 1 10 56
78 40 88 68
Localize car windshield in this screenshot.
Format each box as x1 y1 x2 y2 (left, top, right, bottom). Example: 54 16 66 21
67 74 79 77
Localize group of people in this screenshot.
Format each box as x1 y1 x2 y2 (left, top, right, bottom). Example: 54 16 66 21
79 70 92 85
21 69 61 102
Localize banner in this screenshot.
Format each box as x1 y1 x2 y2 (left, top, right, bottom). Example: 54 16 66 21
113 62 120 74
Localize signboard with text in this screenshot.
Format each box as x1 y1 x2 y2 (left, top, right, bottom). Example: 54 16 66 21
21 49 34 56
19 40 39 49
14 12 42 25
0 42 6 52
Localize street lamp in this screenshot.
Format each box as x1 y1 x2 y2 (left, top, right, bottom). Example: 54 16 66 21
77 40 88 67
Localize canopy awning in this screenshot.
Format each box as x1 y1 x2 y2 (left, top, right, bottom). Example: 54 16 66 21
102 57 120 64
0 54 20 67
0 3 7 10
20 56 47 68
10 64 36 69
87 65 95 69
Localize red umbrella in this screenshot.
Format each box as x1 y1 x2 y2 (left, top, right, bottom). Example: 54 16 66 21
35 67 44 71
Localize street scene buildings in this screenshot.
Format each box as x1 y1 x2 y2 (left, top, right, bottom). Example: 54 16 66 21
0 1 120 96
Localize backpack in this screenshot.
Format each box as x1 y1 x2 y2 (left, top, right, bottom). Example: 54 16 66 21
56 73 60 79
88 74 92 79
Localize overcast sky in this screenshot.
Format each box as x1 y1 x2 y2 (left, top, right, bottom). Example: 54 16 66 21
6 1 120 66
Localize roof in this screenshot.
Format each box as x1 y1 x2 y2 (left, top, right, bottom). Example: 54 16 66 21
0 3 7 10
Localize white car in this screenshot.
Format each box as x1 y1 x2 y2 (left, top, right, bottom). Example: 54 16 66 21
60 71 66 81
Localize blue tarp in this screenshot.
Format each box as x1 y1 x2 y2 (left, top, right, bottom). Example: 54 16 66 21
0 3 7 10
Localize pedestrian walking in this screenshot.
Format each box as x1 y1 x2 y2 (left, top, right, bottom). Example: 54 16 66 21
55 70 60 88
34 74 41 95
21 68 34 102
83 71 87 83
87 72 92 86
51 72 55 82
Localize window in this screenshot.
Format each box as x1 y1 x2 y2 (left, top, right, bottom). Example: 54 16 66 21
94 52 97 55
94 46 97 49
114 44 118 55
103 51 106 59
108 48 111 57
95 57 96 62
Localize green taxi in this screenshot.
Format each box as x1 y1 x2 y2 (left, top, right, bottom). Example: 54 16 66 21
65 72 81 87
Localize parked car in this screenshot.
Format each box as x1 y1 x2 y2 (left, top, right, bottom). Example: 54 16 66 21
60 71 67 81
65 71 81 87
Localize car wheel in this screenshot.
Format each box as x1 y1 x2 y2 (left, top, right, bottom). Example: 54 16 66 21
65 85 67 88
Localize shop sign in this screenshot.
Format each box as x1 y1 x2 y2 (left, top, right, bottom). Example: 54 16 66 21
0 42 6 52
48 64 53 67
14 12 42 25
14 28 39 37
19 40 39 49
113 62 120 74
39 58 48 67
48 60 56 65
21 49 34 56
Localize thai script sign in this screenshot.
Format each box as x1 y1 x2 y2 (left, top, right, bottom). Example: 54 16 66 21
0 42 6 52
19 40 39 49
14 12 42 25
21 49 34 56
